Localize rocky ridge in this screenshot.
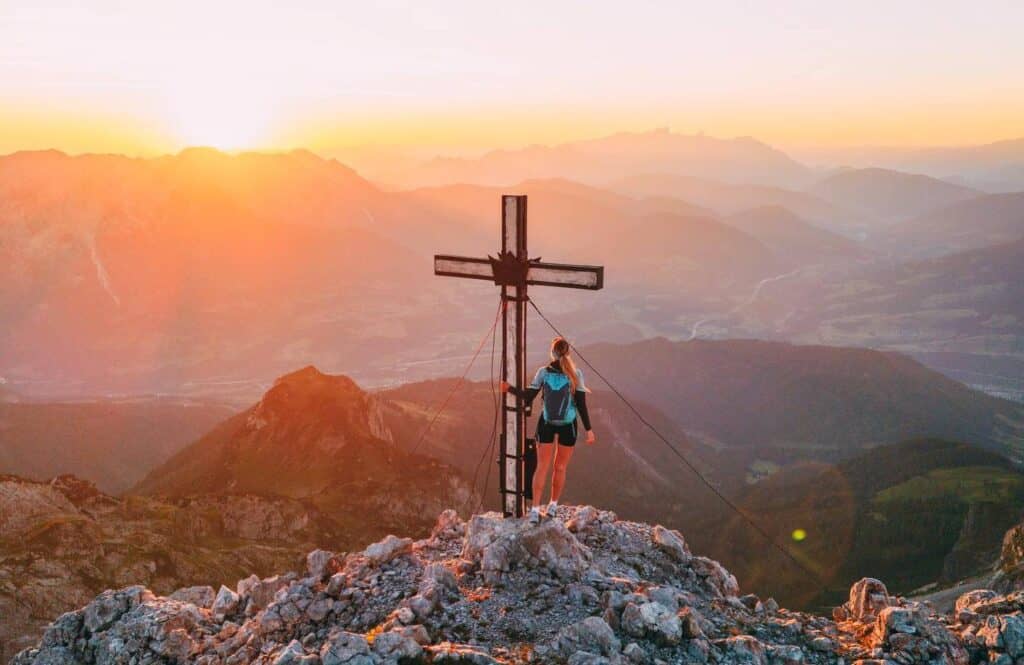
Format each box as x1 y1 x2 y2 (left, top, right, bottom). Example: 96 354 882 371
16 505 1024 665
0 474 339 662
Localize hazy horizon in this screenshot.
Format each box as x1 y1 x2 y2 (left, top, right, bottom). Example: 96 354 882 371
3 1 1024 157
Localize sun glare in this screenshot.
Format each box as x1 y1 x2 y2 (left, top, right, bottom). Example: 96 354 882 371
168 100 274 151
160 71 279 151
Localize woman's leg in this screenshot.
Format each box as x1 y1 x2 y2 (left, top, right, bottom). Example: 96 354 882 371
550 444 575 503
533 443 555 507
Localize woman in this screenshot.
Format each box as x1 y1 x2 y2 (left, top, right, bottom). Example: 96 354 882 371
501 336 596 522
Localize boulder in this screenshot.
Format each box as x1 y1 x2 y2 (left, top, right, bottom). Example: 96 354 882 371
169 585 216 609
273 640 320 665
518 519 592 579
566 505 603 533
372 630 423 662
243 574 291 612
321 630 374 665
83 586 150 633
462 512 591 583
718 635 767 664
431 509 466 541
955 589 998 614
307 549 343 581
652 525 691 564
212 584 241 619
691 556 739 598
364 536 413 567
846 578 891 621
620 601 681 645
553 616 621 658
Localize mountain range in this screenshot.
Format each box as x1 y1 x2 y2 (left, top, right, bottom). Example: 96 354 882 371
807 167 981 226
804 137 1024 191
781 237 1024 374
4 141 1022 402
883 191 1024 257
580 338 1024 465
607 173 854 228
382 128 813 189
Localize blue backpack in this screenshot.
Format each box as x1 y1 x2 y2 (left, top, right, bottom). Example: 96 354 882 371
541 370 577 425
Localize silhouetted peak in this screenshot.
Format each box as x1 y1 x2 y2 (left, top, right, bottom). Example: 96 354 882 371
271 365 360 392
248 367 370 434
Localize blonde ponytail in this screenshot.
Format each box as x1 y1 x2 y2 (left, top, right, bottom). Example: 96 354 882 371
551 337 585 394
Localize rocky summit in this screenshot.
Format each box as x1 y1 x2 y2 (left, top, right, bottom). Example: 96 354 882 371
13 505 1024 665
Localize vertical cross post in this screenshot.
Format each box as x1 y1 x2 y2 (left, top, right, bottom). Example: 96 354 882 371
501 195 528 517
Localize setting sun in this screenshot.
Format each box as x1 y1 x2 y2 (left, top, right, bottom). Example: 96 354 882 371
164 91 276 151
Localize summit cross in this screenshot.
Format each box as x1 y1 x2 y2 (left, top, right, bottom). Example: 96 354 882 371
434 195 604 518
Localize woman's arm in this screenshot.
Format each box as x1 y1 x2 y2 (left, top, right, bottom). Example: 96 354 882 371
575 390 593 431
506 384 540 407
500 367 545 407
575 368 596 443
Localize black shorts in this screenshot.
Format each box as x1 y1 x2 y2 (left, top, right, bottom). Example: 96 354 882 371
535 418 578 446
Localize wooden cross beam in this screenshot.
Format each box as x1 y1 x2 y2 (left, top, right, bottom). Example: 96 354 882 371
434 195 604 517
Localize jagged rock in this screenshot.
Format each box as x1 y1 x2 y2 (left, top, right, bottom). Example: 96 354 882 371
372 629 423 662
327 572 350 597
426 642 499 664
321 630 374 665
845 578 892 621
621 601 681 645
273 639 320 664
621 641 645 663
718 635 767 664
553 616 621 658
462 512 591 584
566 505 608 534
652 525 691 564
212 584 241 619
679 606 704 639
874 606 917 642
691 556 739 598
364 535 413 567
308 549 343 581
432 509 466 541
169 584 216 608
82 586 150 633
994 523 1024 593
16 505 1015 665
955 588 997 614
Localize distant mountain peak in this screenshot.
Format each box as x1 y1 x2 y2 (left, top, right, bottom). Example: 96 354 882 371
271 364 357 390
131 366 478 507
247 367 370 434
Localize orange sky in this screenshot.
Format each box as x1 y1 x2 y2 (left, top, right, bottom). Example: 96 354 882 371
2 2 1022 156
